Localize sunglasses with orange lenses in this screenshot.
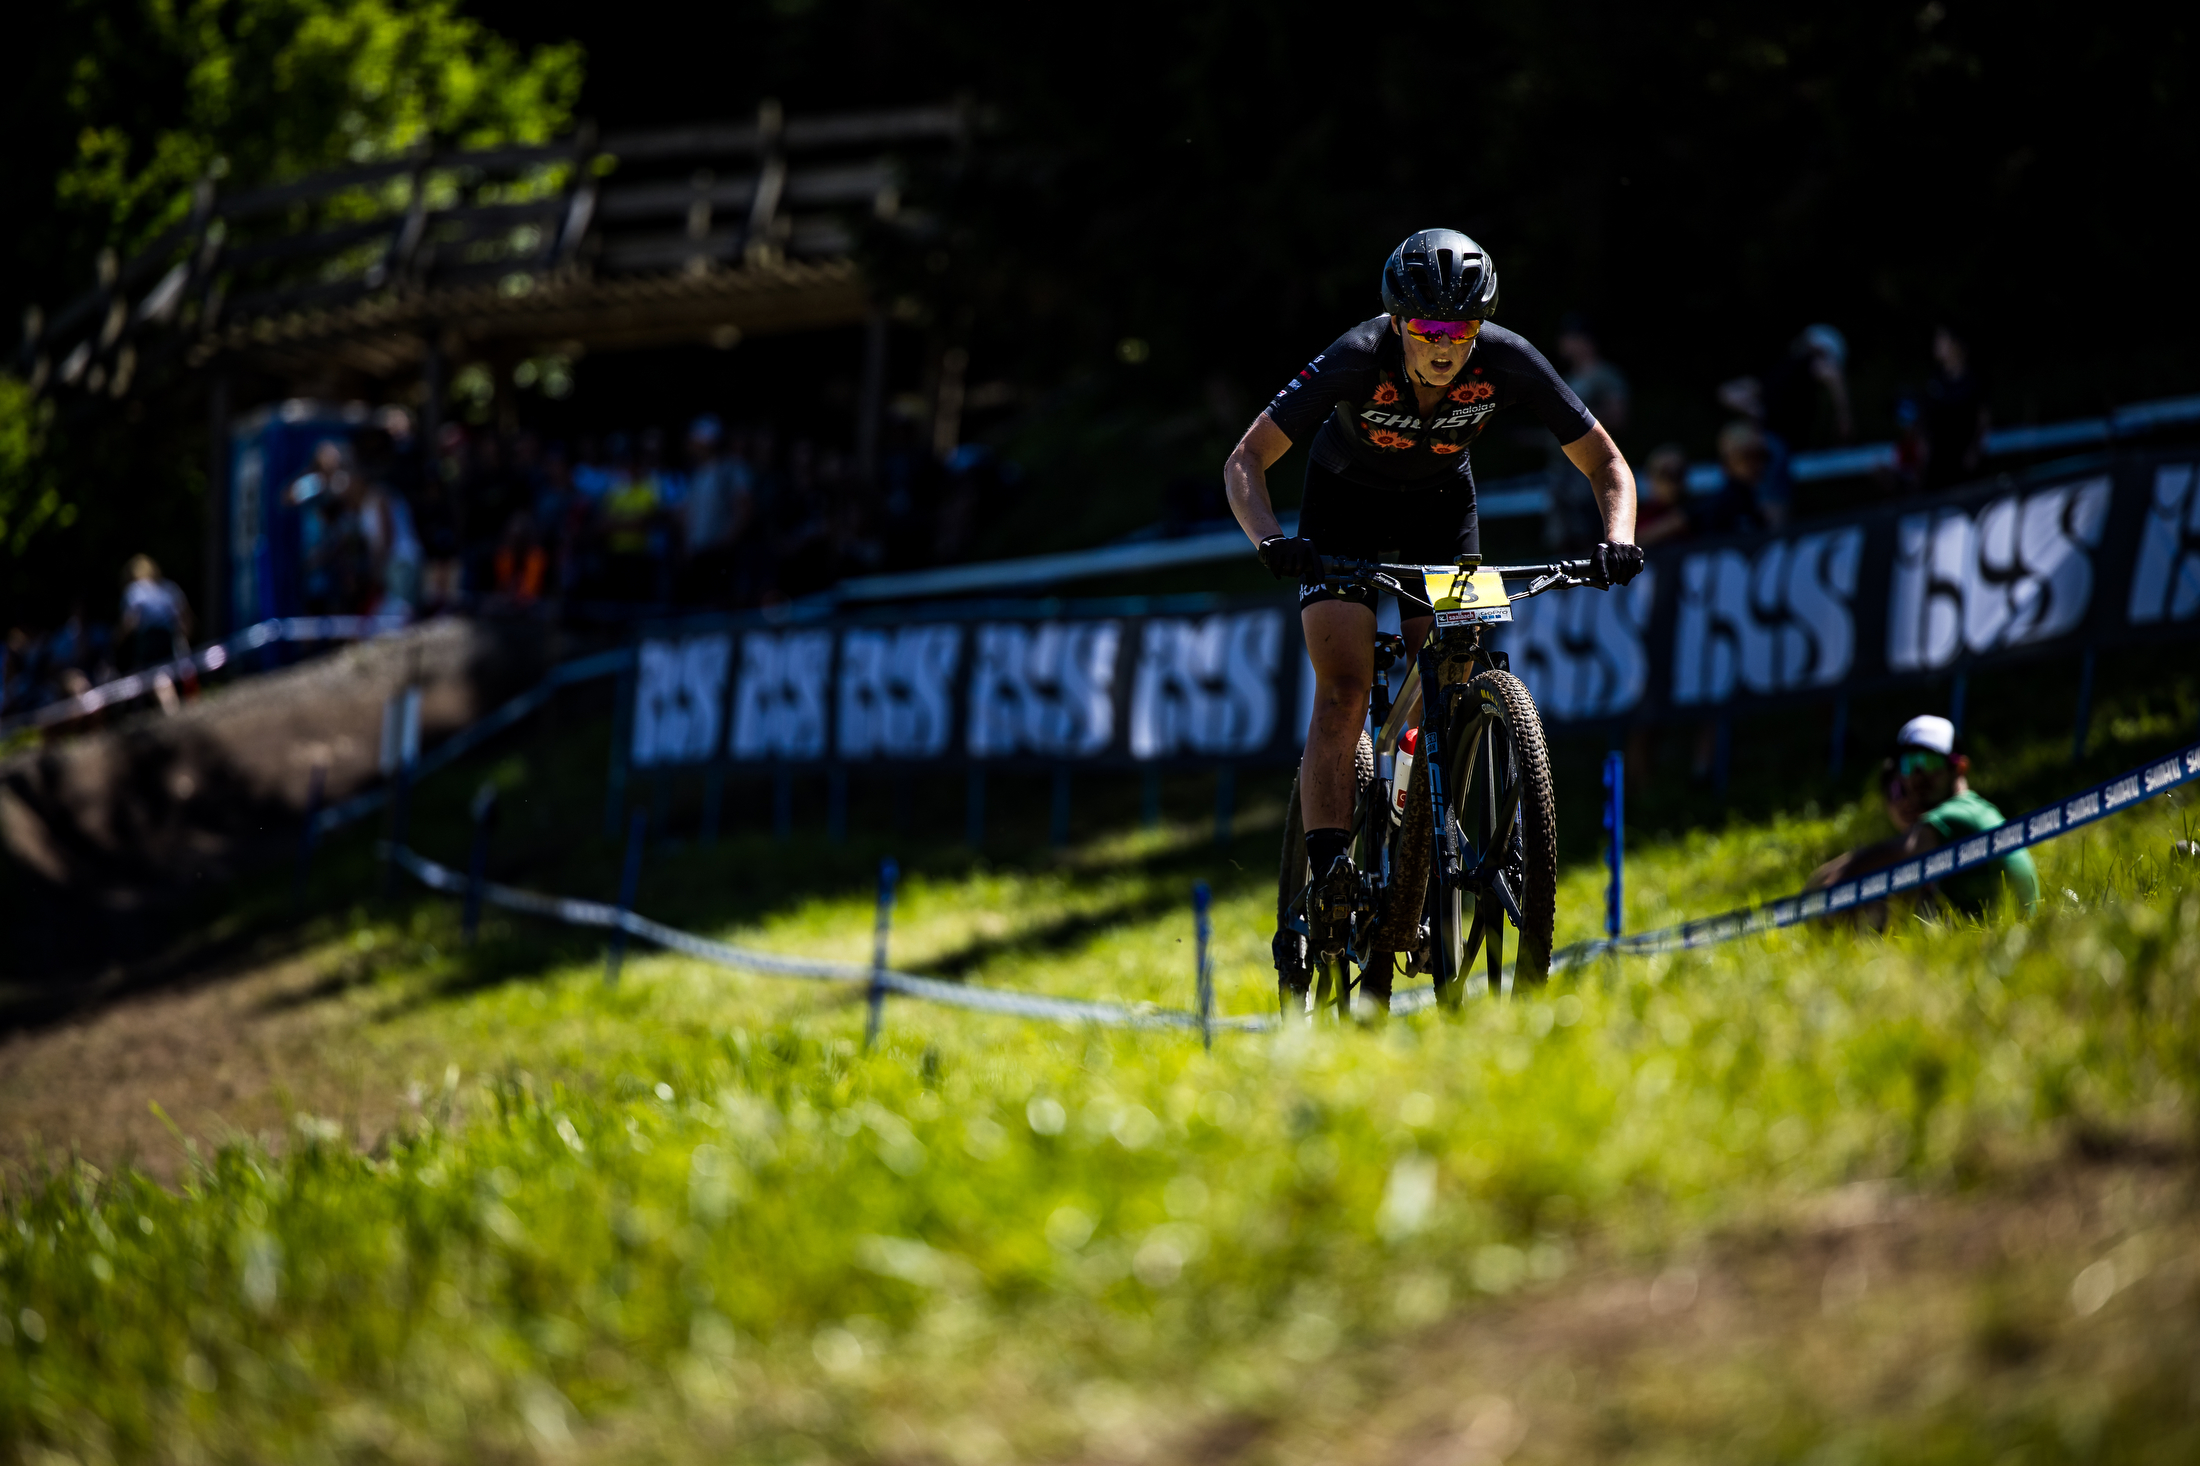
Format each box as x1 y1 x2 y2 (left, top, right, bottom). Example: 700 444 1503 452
1403 317 1483 344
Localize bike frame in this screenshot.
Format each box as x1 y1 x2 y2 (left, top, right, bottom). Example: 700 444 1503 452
1302 555 1598 991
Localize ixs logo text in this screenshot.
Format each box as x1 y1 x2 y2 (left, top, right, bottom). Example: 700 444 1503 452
967 620 1123 759
1887 478 2110 671
1500 569 1656 722
730 629 833 761
2128 462 2200 626
1672 529 1864 706
631 634 733 765
1129 610 1285 759
837 625 962 760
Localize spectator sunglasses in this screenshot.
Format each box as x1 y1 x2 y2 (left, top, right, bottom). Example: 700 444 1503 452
1402 318 1483 345
1894 750 1950 778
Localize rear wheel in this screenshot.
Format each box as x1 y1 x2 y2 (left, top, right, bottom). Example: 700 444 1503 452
1433 670 1557 1000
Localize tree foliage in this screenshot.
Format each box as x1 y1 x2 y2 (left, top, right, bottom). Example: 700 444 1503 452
1 0 580 624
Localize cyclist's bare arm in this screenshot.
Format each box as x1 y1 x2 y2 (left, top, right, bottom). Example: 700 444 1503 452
1224 414 1295 546
1561 422 1638 543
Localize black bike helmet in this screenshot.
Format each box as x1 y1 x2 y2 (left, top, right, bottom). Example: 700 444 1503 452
1380 229 1499 321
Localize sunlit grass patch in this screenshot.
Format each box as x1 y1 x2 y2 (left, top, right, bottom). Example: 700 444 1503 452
4 764 2199 1462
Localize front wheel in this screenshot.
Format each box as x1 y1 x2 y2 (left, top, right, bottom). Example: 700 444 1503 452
1434 669 1557 996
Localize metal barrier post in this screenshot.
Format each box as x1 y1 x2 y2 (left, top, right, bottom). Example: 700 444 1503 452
605 808 647 984
1602 751 1624 940
1193 881 1214 1051
701 762 724 846
463 782 499 944
866 857 899 1051
2072 643 2097 764
606 660 635 837
381 762 412 899
294 763 325 909
1050 764 1072 848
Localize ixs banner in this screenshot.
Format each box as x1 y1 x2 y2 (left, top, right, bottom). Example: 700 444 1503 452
629 450 2200 763
630 605 1296 768
1494 450 2200 725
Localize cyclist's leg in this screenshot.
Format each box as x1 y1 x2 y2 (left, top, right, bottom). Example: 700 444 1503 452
1299 596 1375 832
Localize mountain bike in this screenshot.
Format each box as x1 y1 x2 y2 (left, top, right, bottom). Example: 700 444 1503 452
1275 555 1604 1015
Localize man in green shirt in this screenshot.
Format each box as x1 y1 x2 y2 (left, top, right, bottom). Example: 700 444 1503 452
1809 715 2041 920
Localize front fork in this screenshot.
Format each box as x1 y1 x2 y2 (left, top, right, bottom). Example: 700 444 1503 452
1417 638 1512 990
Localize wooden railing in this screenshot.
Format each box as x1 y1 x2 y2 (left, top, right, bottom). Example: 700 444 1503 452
17 101 973 398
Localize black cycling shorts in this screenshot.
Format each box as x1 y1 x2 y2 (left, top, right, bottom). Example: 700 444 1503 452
1294 461 1479 613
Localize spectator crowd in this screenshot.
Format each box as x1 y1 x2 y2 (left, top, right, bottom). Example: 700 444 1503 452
1545 320 1991 551
270 409 1021 623
3 318 2003 725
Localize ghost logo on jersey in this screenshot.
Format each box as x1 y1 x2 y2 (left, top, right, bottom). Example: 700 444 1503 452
1346 364 1497 457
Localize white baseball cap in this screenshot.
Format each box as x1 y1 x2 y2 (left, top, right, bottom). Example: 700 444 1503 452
1894 715 1956 755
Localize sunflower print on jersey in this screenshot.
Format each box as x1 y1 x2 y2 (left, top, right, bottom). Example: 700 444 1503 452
1342 365 1499 458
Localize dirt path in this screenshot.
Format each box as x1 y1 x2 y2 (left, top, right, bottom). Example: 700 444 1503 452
0 940 402 1184
1138 1159 2199 1465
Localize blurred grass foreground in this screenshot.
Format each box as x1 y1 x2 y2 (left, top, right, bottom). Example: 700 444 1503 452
5 735 2200 1463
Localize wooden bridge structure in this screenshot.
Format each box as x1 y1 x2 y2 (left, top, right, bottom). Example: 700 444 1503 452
13 101 972 626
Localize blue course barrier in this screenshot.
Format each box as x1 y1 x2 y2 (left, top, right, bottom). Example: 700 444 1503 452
1550 737 2200 971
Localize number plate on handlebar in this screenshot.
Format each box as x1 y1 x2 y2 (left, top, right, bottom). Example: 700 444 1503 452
1427 568 1513 627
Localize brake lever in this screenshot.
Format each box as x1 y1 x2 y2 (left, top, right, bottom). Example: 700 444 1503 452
1368 572 1437 613
1508 572 1602 601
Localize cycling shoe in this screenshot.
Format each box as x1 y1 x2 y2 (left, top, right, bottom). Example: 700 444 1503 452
1307 853 1359 954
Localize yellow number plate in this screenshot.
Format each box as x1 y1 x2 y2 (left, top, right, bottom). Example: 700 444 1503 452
1427 569 1512 627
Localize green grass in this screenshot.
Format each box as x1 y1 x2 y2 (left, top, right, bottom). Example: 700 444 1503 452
5 691 2200 1462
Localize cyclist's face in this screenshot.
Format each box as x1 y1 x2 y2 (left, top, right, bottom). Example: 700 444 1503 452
1394 316 1477 386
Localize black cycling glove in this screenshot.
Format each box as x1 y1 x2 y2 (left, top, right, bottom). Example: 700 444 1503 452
1592 540 1645 588
1257 534 1322 582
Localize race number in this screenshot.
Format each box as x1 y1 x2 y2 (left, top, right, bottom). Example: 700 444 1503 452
1428 568 1513 628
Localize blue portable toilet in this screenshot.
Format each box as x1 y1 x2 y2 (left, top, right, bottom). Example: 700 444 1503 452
226 400 369 630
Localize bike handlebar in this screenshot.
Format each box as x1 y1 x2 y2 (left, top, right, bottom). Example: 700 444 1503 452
1313 556 1606 597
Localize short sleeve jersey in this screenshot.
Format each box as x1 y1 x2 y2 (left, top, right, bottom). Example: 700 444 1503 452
1263 317 1597 491
1919 789 2041 917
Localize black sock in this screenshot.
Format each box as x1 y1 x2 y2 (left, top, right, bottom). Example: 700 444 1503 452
1305 826 1351 876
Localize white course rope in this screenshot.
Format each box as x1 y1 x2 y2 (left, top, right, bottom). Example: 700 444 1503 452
382 843 1273 1034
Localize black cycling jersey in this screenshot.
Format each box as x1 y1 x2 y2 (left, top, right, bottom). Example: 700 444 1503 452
1263 316 1596 491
